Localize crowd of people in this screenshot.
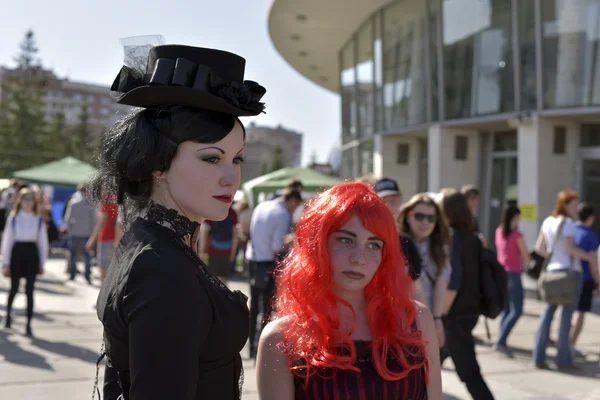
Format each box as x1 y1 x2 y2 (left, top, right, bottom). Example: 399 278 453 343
0 40 598 400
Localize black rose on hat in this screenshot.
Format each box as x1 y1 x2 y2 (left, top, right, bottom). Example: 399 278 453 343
110 44 266 117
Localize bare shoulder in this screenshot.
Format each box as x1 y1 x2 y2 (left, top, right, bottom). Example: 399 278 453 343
256 316 296 400
260 316 293 346
413 301 435 332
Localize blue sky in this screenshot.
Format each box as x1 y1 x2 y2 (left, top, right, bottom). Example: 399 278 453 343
0 0 340 165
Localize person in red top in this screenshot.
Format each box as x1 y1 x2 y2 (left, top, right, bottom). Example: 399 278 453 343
86 198 118 284
200 206 239 284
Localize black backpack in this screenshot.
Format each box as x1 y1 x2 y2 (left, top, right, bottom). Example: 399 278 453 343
479 243 508 319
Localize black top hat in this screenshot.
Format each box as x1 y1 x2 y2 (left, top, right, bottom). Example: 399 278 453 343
110 45 266 117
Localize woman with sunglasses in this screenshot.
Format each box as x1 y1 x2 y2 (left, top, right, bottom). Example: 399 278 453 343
1 187 48 337
397 194 451 350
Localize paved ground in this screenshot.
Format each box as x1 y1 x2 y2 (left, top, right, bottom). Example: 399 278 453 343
0 256 599 399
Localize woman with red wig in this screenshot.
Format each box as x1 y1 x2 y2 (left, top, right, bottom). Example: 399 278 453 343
256 182 442 399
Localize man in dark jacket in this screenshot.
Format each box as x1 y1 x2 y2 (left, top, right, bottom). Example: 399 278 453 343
374 178 422 280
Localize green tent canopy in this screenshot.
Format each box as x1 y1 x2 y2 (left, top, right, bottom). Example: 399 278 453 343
12 156 96 187
242 167 341 207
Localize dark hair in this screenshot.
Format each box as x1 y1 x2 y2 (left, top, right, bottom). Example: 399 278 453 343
287 179 303 190
86 106 244 222
398 193 450 275
281 188 302 203
460 184 480 199
439 188 474 231
500 205 521 238
578 202 595 222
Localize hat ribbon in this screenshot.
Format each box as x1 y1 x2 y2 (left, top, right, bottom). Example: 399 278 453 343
111 57 266 114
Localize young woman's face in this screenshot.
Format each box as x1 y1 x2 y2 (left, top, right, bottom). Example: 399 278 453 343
328 215 384 295
565 199 578 218
19 193 35 213
160 121 245 222
510 214 521 230
406 203 437 241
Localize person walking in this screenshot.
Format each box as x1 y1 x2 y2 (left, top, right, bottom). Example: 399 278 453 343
532 190 595 369
246 188 302 358
494 206 530 356
63 184 96 283
1 187 49 337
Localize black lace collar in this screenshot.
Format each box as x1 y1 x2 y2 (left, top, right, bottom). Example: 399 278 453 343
145 202 200 247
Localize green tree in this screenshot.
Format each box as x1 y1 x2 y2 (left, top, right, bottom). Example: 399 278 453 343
69 104 96 161
260 162 269 175
47 110 66 154
269 144 284 172
0 29 49 174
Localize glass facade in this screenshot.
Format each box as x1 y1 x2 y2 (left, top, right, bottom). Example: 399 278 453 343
338 0 600 178
356 20 375 139
341 40 357 144
519 0 537 110
382 0 428 129
542 0 600 108
358 139 374 176
443 0 514 118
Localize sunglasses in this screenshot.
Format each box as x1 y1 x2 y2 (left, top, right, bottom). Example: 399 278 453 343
21 196 34 201
411 211 437 224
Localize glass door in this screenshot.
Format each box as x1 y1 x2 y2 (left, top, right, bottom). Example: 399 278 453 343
487 156 518 248
484 130 518 249
581 158 600 235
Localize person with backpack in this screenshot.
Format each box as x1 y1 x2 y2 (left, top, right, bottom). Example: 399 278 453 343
200 206 239 284
1 187 49 337
438 188 495 400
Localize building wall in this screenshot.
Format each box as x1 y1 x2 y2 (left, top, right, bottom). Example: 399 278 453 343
380 135 420 199
0 67 131 132
518 116 580 247
428 125 479 192
242 123 304 182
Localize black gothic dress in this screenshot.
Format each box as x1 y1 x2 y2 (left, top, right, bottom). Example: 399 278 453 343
96 204 250 400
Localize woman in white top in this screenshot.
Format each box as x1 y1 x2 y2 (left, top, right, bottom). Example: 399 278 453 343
532 190 595 369
1 187 48 337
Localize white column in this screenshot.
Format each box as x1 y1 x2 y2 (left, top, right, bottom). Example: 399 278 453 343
373 134 383 178
517 116 541 249
428 124 442 192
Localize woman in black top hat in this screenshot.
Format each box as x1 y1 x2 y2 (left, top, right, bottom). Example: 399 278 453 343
88 37 266 400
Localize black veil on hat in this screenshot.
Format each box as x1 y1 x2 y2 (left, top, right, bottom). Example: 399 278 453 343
110 35 266 116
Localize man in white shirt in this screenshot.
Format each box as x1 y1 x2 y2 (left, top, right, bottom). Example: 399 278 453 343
246 188 302 358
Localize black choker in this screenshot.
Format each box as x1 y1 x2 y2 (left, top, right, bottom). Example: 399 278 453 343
145 203 200 248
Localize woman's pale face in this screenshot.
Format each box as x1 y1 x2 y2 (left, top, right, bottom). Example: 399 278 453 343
328 215 383 295
406 203 437 241
160 121 245 222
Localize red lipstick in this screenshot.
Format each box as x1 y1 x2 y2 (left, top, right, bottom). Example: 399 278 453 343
213 195 233 203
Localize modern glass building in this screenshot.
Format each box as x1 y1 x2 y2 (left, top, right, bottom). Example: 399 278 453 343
268 0 600 246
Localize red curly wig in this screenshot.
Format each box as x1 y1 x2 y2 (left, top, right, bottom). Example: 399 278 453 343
275 182 427 385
